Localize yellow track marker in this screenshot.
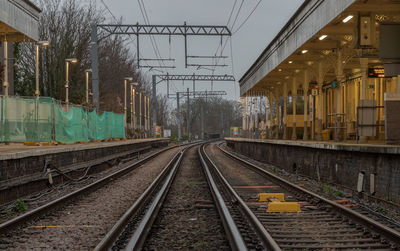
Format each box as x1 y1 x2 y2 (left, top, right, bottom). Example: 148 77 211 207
258 193 285 202
267 202 301 213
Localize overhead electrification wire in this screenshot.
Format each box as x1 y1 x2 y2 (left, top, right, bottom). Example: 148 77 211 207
100 0 152 69
232 0 262 34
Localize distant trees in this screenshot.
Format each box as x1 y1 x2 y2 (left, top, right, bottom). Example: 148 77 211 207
170 97 242 138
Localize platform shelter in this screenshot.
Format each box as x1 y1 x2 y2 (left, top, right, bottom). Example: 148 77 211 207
240 0 400 144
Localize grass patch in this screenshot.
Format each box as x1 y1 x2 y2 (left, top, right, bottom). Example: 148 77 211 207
322 184 331 195
333 190 343 198
271 167 280 174
13 199 28 213
192 241 208 248
375 206 384 213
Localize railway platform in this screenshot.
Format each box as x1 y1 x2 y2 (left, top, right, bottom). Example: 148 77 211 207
225 137 400 203
0 138 169 205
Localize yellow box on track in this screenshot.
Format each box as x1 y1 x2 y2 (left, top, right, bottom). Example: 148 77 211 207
258 193 285 202
267 202 301 213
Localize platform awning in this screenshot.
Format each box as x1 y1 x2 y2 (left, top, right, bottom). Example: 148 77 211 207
239 0 400 96
0 0 41 42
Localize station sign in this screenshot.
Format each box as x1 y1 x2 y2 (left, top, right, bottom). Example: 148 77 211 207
155 126 161 136
311 88 318 96
331 81 337 89
368 68 385 78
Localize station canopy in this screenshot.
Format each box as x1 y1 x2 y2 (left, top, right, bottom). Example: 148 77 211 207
0 0 41 42
239 0 400 95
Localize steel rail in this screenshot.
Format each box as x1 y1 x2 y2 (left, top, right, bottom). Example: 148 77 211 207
218 144 400 246
0 143 187 234
198 144 247 251
200 144 281 251
95 147 186 250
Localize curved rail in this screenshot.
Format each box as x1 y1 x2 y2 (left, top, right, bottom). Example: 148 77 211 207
95 143 203 250
198 144 247 251
0 143 187 234
199 144 281 251
218 143 400 246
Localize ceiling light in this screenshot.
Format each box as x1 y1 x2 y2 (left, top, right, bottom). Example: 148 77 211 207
295 69 300 73
301 50 308 54
278 69 282 72
319 35 327 41
288 61 293 64
343 15 353 23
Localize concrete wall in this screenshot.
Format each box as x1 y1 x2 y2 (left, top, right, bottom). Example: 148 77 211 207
0 139 169 204
226 138 400 202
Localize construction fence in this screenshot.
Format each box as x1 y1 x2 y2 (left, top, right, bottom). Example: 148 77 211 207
0 96 125 144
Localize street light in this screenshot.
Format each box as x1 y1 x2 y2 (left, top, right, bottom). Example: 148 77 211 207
35 41 49 98
124 77 134 133
85 69 92 104
130 82 138 136
65 58 78 103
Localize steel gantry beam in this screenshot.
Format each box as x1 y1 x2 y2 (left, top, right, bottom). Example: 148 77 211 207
152 74 235 130
90 23 231 110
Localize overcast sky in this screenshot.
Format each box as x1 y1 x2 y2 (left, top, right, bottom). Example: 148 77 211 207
98 0 304 101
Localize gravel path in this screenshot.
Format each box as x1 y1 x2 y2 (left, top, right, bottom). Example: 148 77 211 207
0 146 184 250
143 146 230 250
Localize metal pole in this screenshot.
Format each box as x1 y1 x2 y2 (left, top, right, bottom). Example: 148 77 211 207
90 24 100 109
201 103 204 140
147 96 150 134
65 61 69 103
35 44 40 98
133 88 136 135
152 75 157 131
144 95 147 138
139 92 142 137
3 40 8 96
86 71 89 104
177 92 181 141
187 88 190 141
130 84 133 136
124 79 127 132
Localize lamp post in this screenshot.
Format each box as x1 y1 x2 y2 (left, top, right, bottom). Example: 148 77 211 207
35 41 49 98
130 82 138 137
85 69 92 104
124 77 133 132
65 58 78 103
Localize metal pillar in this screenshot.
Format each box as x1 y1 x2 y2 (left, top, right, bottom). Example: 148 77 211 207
317 62 324 141
3 40 8 96
186 88 190 141
201 104 204 140
152 75 157 133
90 24 99 109
177 93 181 141
292 77 297 140
283 83 288 139
303 71 309 141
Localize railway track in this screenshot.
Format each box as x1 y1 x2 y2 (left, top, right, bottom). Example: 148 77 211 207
202 141 400 250
0 143 192 250
2 140 399 250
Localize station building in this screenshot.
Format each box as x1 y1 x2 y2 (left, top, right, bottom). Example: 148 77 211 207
240 0 400 144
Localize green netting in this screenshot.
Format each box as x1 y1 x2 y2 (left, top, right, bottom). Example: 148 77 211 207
88 110 125 141
54 105 89 144
0 96 53 142
0 96 125 144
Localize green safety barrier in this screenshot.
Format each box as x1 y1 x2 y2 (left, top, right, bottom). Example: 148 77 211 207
0 96 125 144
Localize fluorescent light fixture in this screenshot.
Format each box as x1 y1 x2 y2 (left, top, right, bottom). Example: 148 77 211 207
288 61 293 64
343 15 353 23
319 35 328 40
124 77 134 81
301 50 308 54
38 41 50 46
